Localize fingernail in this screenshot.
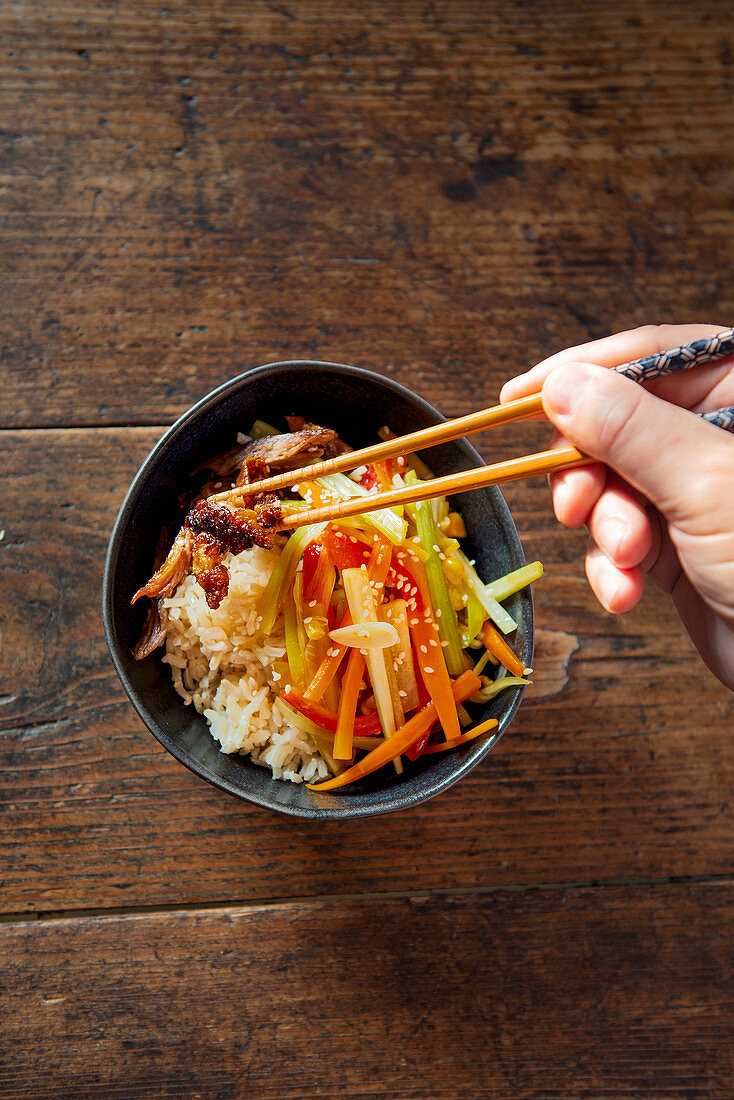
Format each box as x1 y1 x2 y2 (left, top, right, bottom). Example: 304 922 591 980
553 481 569 523
599 573 623 612
543 363 594 417
598 517 628 562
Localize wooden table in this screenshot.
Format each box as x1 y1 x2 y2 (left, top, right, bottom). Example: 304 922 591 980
2 2 733 1095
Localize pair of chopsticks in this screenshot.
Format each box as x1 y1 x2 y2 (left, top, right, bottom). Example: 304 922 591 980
214 329 734 529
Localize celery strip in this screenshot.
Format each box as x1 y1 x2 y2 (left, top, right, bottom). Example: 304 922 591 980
409 499 464 677
258 524 326 635
470 675 529 704
249 419 280 439
284 583 308 691
314 473 407 545
456 549 518 634
485 561 544 602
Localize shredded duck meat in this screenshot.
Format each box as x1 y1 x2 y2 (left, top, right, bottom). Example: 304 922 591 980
132 419 340 655
236 424 338 485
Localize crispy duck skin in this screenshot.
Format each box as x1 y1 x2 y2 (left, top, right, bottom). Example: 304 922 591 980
187 499 276 552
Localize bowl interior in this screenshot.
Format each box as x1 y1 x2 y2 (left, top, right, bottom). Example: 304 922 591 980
104 362 533 819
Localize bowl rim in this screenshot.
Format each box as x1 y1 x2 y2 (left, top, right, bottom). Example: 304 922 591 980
103 360 533 819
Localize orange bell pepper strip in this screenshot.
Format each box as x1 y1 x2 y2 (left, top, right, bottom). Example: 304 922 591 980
306 670 480 791
334 649 366 760
481 621 528 679
420 717 498 754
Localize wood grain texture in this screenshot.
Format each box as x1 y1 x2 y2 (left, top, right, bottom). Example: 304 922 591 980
1 0 733 427
2 885 733 1097
2 427 732 914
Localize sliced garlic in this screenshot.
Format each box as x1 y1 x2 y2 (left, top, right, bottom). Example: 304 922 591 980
328 622 399 650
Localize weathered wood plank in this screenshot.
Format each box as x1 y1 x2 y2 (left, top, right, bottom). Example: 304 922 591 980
1 427 732 914
1 0 733 426
1 885 733 1097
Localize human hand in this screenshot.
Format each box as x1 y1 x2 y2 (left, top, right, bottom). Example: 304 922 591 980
500 323 734 691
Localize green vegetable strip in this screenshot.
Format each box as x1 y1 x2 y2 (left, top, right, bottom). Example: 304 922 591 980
258 524 326 635
456 549 518 634
410 499 464 677
249 419 280 439
284 583 308 691
471 675 529 703
313 473 407 546
465 589 485 643
484 561 544 602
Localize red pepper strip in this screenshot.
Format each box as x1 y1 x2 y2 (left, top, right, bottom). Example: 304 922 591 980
334 649 366 760
301 541 322 602
420 718 499 755
306 671 480 792
481 620 527 679
284 689 381 736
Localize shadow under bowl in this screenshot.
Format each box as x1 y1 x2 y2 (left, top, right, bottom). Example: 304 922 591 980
103 361 533 819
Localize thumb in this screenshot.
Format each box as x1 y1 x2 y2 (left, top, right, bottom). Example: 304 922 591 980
542 361 734 534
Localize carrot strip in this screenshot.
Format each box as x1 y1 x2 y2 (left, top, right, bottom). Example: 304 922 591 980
481 620 528 679
334 650 366 760
306 671 480 792
420 717 498 754
303 612 350 702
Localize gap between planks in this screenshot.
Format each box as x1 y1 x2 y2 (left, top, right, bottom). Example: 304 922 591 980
2 871 734 928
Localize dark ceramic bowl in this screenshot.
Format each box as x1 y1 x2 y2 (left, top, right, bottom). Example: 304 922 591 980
103 362 533 819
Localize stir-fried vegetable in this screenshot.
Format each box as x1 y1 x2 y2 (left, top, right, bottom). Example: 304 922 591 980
306 671 481 791
247 420 542 792
409 497 464 677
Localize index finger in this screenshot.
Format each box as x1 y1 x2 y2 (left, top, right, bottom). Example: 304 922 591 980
500 322 728 403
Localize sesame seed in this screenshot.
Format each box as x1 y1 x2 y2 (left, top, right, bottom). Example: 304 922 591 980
309 601 317 608
360 563 367 571
303 617 313 624
420 644 427 653
398 690 407 698
430 640 438 647
432 544 439 552
441 640 449 647
425 666 434 674
436 608 442 618
350 537 358 544
439 552 446 560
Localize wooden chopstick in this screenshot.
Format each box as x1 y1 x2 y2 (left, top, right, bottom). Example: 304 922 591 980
209 393 544 504
210 328 734 520
277 443 589 530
